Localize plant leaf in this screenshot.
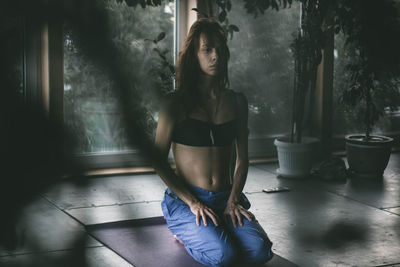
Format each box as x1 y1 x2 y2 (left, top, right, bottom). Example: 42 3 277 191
156 32 166 42
153 47 161 55
227 0 232 11
229 24 239 32
219 10 227 22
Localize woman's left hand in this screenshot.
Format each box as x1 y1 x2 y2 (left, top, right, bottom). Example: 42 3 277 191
223 201 255 227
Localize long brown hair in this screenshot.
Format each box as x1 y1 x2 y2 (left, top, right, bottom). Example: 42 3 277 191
176 18 230 113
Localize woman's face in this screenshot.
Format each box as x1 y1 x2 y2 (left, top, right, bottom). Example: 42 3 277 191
197 33 219 77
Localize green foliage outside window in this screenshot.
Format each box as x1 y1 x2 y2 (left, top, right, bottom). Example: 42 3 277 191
333 32 400 136
227 2 300 136
64 0 174 153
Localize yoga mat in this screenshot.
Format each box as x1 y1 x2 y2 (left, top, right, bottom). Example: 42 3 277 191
87 216 204 267
87 216 298 267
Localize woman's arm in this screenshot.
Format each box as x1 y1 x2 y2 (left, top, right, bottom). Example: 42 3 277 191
153 94 219 226
224 92 255 227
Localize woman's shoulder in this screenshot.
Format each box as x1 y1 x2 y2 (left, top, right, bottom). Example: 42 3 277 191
160 91 184 118
224 90 248 121
225 89 248 106
162 91 182 105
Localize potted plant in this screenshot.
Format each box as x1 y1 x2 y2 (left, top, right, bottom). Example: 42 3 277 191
274 0 334 178
335 0 400 179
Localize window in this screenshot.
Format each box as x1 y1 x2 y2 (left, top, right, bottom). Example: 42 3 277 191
63 1 303 165
227 2 301 158
1 15 25 98
333 32 400 146
63 1 175 167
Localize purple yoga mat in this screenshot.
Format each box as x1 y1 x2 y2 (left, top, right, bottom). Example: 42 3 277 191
87 216 298 267
87 216 205 267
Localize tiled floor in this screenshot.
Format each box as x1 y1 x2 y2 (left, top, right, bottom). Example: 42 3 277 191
1 154 399 266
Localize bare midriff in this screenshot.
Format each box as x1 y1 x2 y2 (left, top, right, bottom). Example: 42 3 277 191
172 142 233 192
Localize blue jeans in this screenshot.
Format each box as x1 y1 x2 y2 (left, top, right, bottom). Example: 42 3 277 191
161 185 273 267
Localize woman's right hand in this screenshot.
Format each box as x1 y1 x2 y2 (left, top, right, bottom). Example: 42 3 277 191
190 201 219 227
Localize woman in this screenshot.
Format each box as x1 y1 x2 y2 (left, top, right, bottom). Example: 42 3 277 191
154 18 273 267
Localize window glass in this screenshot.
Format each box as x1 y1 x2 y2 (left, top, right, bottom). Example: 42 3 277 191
227 3 300 138
333 32 400 139
1 15 24 98
64 1 174 154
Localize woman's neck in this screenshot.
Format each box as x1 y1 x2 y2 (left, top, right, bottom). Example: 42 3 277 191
198 74 218 99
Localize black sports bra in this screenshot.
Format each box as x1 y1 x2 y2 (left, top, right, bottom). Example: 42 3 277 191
172 118 238 147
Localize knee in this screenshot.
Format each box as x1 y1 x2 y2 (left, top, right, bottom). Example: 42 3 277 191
245 238 273 264
204 242 236 267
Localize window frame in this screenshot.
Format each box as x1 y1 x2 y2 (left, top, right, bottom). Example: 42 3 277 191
34 1 400 172
45 0 332 170
59 1 181 170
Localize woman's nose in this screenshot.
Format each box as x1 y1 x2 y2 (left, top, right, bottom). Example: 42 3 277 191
211 49 218 62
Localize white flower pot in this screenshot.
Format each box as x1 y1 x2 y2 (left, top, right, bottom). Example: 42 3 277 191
274 137 319 178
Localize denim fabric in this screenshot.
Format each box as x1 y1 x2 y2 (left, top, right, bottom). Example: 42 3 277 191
161 186 273 267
